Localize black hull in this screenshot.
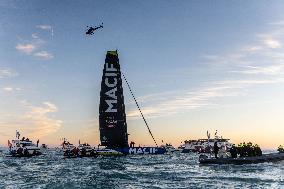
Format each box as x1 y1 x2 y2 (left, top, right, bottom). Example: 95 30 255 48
181 149 200 153
199 153 284 165
63 155 98 158
63 151 98 158
7 153 42 158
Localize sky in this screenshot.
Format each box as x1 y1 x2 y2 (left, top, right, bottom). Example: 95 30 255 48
1 1 284 149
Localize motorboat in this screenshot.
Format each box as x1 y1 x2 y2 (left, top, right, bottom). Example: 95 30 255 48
181 131 233 153
199 152 284 165
78 142 97 157
61 138 78 157
41 144 48 149
8 131 42 157
160 143 177 153
182 138 233 153
96 147 124 156
61 138 75 151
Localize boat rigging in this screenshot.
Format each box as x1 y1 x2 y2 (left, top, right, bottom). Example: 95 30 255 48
121 72 158 147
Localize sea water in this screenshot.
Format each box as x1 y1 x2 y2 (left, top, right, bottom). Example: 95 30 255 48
0 149 283 189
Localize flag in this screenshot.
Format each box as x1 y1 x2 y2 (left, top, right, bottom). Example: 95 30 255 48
8 140 12 148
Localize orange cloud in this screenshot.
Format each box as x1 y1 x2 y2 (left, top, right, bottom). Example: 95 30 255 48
0 101 62 145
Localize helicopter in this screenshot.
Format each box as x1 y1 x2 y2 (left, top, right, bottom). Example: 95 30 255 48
86 23 103 35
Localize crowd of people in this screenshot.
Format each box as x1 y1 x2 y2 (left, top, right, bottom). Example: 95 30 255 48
213 141 262 159
15 147 40 156
236 142 262 157
63 147 98 157
278 145 284 153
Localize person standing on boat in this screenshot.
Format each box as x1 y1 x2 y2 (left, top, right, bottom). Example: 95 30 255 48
255 144 262 156
130 141 135 148
72 147 79 156
16 130 20 139
278 145 284 153
214 141 219 158
81 147 87 157
229 144 237 158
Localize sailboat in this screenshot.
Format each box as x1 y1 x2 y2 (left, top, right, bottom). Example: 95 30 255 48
97 50 166 155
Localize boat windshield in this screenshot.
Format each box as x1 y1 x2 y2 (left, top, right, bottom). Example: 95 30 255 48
12 140 20 143
20 141 35 147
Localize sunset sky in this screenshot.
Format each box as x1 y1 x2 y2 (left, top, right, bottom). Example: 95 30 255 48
1 1 284 149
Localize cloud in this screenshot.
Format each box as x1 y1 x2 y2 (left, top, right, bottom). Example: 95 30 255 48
128 21 284 119
126 75 284 120
217 78 284 85
15 43 36 54
33 51 54 60
203 53 248 65
269 20 284 26
0 101 62 141
230 64 284 75
32 33 39 39
15 34 45 55
203 20 284 78
20 101 62 137
3 87 13 92
15 26 54 60
240 26 284 54
0 68 17 78
126 84 244 119
263 37 281 49
193 23 284 122
36 24 54 37
2 87 21 92
36 25 52 30
242 45 263 52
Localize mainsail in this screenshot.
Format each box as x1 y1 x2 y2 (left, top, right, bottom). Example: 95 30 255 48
99 51 128 148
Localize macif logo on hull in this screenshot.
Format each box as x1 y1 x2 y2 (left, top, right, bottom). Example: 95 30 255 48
128 147 158 154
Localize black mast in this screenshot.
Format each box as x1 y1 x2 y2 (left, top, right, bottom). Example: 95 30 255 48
99 51 128 148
